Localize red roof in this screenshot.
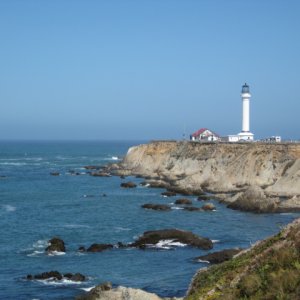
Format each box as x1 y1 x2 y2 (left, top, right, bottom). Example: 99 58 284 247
191 128 219 138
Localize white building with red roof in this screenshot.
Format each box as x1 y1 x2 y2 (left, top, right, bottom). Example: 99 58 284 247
190 128 220 142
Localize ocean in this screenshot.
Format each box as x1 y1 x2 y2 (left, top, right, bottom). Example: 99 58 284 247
0 140 298 300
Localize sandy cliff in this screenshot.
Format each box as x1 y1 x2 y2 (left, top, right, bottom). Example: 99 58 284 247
115 141 300 212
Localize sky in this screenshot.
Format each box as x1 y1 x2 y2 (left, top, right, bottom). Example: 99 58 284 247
0 0 299 140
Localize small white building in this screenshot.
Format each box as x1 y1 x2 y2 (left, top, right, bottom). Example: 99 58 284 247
190 128 220 142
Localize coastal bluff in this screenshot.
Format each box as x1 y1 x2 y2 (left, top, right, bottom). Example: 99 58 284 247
113 141 300 212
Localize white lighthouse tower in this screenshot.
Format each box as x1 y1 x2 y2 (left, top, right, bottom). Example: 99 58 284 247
238 83 254 141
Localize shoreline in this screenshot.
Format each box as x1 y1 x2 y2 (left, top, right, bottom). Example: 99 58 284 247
104 140 300 213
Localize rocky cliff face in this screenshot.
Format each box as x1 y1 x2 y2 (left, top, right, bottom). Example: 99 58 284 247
116 141 300 212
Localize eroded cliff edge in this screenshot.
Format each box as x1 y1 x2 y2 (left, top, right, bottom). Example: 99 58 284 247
113 141 300 212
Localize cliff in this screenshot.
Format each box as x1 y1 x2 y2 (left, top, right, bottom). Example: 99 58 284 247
115 141 300 212
185 217 300 299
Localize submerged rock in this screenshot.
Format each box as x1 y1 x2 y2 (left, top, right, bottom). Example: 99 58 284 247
87 243 113 252
84 165 102 170
183 206 203 211
141 203 171 211
90 172 111 177
130 229 213 250
201 203 216 211
195 248 242 264
161 191 177 197
120 182 137 188
50 172 60 176
45 237 66 253
175 198 192 205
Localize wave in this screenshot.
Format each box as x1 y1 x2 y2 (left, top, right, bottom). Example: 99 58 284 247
171 207 184 210
149 239 187 250
0 162 27 166
212 240 220 243
27 250 44 257
81 286 95 292
47 251 66 256
63 224 91 229
2 204 16 212
114 227 132 232
36 278 83 286
197 259 210 263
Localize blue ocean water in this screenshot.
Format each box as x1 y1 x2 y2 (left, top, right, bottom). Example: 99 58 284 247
0 140 298 300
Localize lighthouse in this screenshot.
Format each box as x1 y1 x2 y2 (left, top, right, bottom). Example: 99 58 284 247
238 83 254 141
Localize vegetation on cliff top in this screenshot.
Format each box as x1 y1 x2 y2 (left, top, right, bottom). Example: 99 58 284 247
185 218 300 300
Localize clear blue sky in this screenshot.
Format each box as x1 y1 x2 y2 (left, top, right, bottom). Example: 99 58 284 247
0 0 299 140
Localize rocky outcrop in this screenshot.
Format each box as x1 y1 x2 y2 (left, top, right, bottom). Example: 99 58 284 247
45 237 66 253
86 244 113 253
141 203 171 211
129 229 213 250
76 282 182 300
195 248 242 264
201 203 216 211
50 172 60 176
227 186 277 213
26 271 85 282
120 182 137 188
161 191 177 197
175 198 192 205
114 141 300 212
186 217 300 299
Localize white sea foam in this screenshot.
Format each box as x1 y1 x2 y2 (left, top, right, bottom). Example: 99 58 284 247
47 251 66 256
3 204 16 212
197 259 210 263
33 239 48 249
27 250 44 257
171 207 184 210
212 240 220 243
149 239 187 250
63 224 90 229
111 156 119 160
81 286 96 292
0 162 27 166
37 278 82 285
114 227 131 232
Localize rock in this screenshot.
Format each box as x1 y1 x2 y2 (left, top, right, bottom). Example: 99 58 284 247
76 284 165 300
197 195 215 201
32 271 63 281
27 271 85 282
141 203 171 211
175 198 192 205
87 243 113 252
116 242 126 248
84 165 102 170
66 273 86 282
201 203 216 211
46 237 66 253
90 172 111 177
78 246 86 252
195 248 242 264
161 191 177 197
130 229 213 250
183 206 202 211
227 186 277 213
120 182 137 188
50 172 60 176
